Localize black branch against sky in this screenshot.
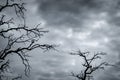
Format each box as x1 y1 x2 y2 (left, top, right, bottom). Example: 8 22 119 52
70 50 110 80
0 0 55 79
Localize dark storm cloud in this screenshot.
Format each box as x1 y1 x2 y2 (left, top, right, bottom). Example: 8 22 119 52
35 0 120 79
37 0 100 28
28 0 120 80
36 0 120 29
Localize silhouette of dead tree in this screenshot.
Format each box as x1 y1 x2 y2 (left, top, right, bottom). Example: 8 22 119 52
70 50 110 80
0 0 55 79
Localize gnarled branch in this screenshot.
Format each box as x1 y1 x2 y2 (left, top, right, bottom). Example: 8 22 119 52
70 50 110 80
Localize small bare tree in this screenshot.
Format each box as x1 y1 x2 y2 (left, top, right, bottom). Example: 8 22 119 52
70 50 110 80
0 0 55 79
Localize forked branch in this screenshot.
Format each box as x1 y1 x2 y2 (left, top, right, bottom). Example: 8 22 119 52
70 50 110 80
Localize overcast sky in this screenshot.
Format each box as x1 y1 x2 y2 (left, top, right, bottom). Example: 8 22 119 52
1 0 120 80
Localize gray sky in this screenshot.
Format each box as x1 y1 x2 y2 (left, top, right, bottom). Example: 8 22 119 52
1 0 120 80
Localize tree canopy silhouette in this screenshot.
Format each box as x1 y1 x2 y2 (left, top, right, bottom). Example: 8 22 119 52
70 50 110 80
0 0 55 79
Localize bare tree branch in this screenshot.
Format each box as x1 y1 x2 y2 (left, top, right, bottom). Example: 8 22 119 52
0 0 26 18
0 0 55 79
70 50 110 80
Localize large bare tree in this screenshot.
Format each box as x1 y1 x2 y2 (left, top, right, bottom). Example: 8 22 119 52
70 50 110 80
0 0 55 79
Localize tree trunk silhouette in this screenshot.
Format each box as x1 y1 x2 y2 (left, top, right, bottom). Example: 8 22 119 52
70 50 110 80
